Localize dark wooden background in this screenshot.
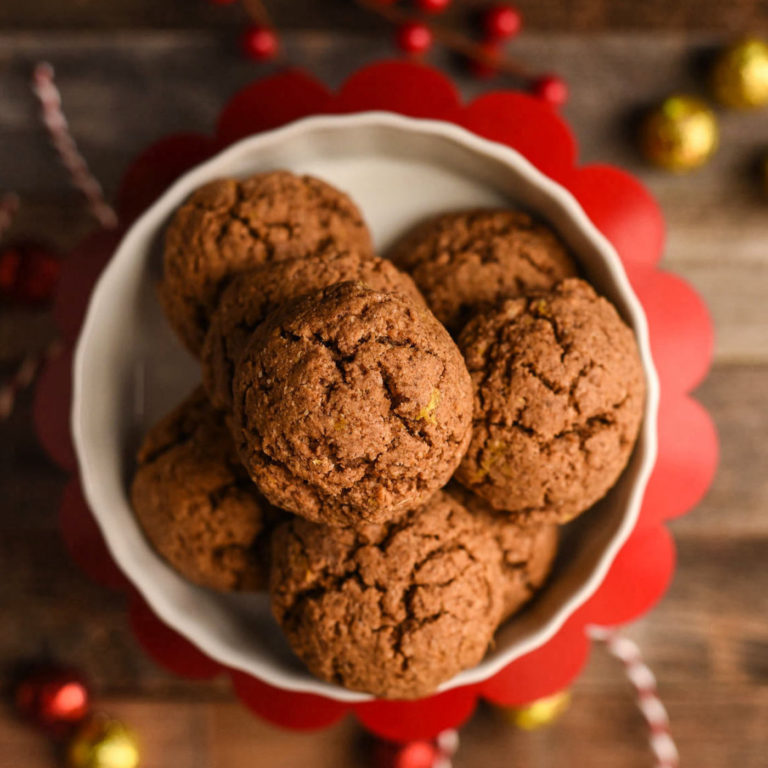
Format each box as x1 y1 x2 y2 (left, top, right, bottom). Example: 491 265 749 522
2 2 768 766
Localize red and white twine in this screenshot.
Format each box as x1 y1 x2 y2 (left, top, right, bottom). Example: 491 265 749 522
590 627 680 768
1 62 119 423
429 629 677 768
433 728 460 768
0 338 62 422
32 62 118 230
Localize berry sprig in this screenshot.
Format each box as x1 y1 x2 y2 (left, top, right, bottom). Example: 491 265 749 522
240 0 280 60
484 3 522 40
209 0 568 107
354 0 568 106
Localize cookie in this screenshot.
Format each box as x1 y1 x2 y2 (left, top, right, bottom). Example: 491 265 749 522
455 278 645 523
201 247 424 411
269 490 506 699
232 281 473 527
389 209 577 333
160 171 373 354
131 387 273 591
448 485 558 620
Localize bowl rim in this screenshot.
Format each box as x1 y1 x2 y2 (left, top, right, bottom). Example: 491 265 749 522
72 110 660 702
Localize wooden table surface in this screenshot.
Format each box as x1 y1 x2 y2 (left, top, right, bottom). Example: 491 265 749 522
2 2 768 766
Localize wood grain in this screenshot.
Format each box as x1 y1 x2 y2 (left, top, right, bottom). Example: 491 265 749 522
1 23 766 768
1 0 767 32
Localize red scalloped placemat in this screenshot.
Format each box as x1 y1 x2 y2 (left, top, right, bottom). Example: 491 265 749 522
35 60 718 742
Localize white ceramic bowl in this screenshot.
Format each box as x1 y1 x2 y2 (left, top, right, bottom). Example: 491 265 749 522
73 112 659 702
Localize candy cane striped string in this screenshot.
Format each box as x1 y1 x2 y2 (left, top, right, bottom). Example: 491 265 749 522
433 728 459 768
32 62 118 230
428 631 676 768
0 193 20 241
589 627 680 768
0 65 117 423
0 338 63 422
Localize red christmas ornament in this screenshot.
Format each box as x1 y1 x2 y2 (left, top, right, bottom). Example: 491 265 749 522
416 0 451 13
395 741 438 768
0 241 61 304
396 22 433 55
468 42 501 78
532 73 569 107
14 667 90 729
483 4 522 41
375 739 438 768
241 25 279 61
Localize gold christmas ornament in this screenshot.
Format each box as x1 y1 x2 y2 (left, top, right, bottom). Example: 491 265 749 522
712 37 768 109
67 714 140 768
498 690 572 730
640 95 718 172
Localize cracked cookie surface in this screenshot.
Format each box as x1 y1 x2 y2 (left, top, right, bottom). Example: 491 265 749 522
160 171 373 354
232 281 473 527
389 209 577 334
269 490 506 699
201 247 424 411
131 387 273 591
448 485 558 620
454 278 645 523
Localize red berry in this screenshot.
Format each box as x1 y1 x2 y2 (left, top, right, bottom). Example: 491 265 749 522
484 4 522 40
24 250 61 302
396 22 433 55
14 668 90 730
0 247 20 293
394 741 438 768
469 42 501 78
532 74 569 107
241 25 279 61
0 242 60 304
416 0 451 13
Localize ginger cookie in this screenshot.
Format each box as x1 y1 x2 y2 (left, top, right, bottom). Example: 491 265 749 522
389 209 577 334
232 282 473 527
201 247 423 410
160 171 373 354
131 387 273 591
269 491 506 699
455 278 645 523
448 485 558 620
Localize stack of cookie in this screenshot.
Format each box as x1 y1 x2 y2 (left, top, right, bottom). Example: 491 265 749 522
131 172 645 699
